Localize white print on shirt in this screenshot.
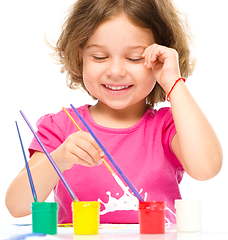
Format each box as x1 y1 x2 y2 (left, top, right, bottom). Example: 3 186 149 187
98 188 147 215
98 188 176 225
165 206 176 225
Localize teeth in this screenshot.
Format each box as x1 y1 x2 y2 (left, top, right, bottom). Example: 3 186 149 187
105 85 130 90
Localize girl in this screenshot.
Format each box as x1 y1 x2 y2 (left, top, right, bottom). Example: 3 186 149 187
6 0 222 224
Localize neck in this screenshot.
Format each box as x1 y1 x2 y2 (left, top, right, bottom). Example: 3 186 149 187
89 101 150 128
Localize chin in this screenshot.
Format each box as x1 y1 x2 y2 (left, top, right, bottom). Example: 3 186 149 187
104 101 138 111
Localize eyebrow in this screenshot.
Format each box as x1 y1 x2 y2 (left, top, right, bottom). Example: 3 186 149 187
86 44 105 49
127 46 147 50
86 44 147 50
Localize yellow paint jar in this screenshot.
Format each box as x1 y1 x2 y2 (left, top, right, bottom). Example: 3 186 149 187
72 201 100 235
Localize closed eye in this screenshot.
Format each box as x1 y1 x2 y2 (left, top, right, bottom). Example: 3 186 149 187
127 58 144 63
93 56 108 62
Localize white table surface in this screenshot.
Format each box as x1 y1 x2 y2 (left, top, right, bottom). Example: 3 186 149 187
1 224 228 240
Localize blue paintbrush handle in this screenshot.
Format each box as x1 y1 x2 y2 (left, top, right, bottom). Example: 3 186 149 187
70 104 144 202
15 121 38 202
20 111 79 202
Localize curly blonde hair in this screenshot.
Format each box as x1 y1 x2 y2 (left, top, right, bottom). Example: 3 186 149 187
55 0 195 106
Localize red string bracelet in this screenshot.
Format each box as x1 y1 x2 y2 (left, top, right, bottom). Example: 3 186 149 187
166 77 186 102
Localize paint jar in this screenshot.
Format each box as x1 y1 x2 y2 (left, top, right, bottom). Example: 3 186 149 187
31 202 58 235
175 200 202 232
139 201 166 234
72 201 100 235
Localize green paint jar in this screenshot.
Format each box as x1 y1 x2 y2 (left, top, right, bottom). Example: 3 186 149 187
31 202 58 235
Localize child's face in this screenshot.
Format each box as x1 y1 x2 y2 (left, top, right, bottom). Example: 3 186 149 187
80 14 156 110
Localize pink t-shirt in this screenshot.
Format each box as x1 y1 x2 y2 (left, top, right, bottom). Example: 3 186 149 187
29 105 184 224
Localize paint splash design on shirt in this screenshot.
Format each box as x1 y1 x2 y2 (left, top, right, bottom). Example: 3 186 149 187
98 188 147 215
98 188 176 225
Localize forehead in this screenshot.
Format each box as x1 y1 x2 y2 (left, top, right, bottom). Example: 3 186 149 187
84 14 155 50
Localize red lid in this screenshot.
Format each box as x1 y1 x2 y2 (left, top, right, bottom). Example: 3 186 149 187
139 201 166 211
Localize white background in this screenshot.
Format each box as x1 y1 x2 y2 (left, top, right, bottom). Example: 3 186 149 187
0 0 227 231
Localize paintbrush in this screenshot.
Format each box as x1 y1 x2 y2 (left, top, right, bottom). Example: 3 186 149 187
15 121 38 202
20 110 79 202
62 107 136 200
70 104 144 202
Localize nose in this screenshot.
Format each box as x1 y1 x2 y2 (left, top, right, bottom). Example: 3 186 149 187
106 59 126 78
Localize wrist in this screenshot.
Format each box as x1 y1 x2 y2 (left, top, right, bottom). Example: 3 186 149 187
166 78 186 102
161 74 181 94
51 149 67 173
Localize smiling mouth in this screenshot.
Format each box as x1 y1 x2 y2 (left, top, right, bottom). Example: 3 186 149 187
104 85 132 91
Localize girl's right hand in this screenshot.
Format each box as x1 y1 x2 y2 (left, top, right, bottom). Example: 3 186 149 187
52 131 105 171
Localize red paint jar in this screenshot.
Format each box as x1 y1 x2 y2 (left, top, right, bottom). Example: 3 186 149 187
139 201 166 234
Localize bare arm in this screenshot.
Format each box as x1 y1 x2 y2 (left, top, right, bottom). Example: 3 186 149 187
5 151 60 217
143 44 223 180
5 131 104 217
170 81 223 180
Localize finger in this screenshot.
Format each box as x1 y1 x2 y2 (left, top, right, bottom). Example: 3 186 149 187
74 157 96 168
142 43 158 57
148 47 167 69
65 150 96 168
67 131 105 167
150 45 170 64
78 131 105 158
71 145 98 167
142 46 150 57
143 44 159 68
73 137 103 166
148 45 162 62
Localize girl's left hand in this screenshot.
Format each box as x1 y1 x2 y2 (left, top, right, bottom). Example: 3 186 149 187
142 44 181 94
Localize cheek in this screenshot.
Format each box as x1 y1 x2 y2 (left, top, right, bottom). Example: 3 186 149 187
144 79 156 99
82 64 101 98
83 59 102 82
146 74 157 91
136 67 157 92
82 63 93 92
83 72 95 94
